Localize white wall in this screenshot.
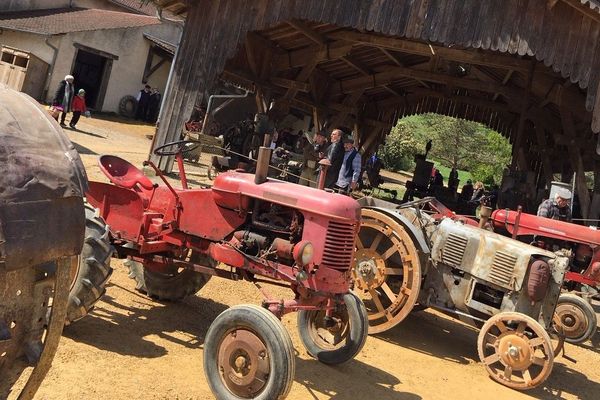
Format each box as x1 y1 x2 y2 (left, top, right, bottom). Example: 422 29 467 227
48 22 178 112
0 17 179 112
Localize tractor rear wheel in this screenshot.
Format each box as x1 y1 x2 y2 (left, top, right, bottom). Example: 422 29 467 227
66 202 113 324
125 252 212 301
297 292 368 365
553 293 597 344
204 304 295 400
353 208 422 334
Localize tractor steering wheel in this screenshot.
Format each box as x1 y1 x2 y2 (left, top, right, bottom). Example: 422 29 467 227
153 140 201 156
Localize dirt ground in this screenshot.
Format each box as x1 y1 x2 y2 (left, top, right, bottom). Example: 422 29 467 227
23 115 600 399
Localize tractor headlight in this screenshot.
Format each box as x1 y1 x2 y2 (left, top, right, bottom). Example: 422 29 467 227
293 240 314 267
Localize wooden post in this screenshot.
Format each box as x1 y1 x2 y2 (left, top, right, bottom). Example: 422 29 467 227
511 60 536 170
561 108 591 219
590 161 600 222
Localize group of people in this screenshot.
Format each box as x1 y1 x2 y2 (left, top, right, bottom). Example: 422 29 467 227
299 128 362 193
135 84 162 123
52 74 88 129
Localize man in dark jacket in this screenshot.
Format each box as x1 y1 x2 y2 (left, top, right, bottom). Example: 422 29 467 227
52 74 75 126
147 88 161 123
324 128 345 188
136 84 152 121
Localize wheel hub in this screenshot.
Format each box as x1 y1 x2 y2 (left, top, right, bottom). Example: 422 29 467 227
498 334 532 371
352 249 386 290
554 303 588 339
218 329 270 398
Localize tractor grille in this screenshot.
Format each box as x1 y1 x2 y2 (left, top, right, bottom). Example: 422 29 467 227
490 251 518 287
321 221 356 271
441 233 468 267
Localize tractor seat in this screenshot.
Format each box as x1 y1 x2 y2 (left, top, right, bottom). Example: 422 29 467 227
99 155 154 190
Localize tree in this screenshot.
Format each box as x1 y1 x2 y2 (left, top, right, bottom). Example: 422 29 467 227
381 113 512 183
379 123 421 172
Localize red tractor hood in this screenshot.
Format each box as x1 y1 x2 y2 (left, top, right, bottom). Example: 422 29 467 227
212 172 361 222
491 209 600 246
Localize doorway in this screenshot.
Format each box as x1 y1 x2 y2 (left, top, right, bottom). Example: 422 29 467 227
72 49 110 109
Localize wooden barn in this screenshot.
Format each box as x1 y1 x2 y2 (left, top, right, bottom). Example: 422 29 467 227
149 0 600 220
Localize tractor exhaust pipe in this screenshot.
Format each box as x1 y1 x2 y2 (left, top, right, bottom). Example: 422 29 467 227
317 159 331 190
255 146 271 184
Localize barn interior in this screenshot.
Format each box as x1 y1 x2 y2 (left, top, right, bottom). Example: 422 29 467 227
150 0 600 221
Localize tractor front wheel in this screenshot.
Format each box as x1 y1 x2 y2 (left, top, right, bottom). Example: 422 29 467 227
204 304 295 400
66 202 113 324
297 292 368 365
125 253 212 301
553 293 597 344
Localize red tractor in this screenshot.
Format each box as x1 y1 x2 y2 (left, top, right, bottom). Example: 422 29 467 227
86 140 368 399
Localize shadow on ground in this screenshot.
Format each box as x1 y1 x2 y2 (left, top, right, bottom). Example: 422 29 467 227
294 356 421 400
376 309 480 365
72 142 98 155
63 282 227 358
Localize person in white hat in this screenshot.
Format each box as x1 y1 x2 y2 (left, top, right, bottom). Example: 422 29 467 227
52 74 75 126
537 187 572 222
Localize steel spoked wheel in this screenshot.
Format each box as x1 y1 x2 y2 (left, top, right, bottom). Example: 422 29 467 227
552 293 597 344
297 292 368 365
204 305 295 400
477 312 554 390
353 208 422 334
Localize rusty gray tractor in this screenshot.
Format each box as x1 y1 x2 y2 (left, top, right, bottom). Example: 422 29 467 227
0 86 111 399
353 197 571 390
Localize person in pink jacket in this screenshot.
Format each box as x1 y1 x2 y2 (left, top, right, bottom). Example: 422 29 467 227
70 89 87 129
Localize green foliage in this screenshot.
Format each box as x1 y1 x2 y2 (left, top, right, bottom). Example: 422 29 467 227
379 123 421 172
380 113 511 184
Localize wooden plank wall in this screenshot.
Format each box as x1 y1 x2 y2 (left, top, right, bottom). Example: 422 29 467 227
152 0 600 170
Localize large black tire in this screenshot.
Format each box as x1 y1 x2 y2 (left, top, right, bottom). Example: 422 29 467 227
125 253 212 301
553 293 597 344
204 304 295 400
66 202 113 324
297 292 369 365
118 95 137 118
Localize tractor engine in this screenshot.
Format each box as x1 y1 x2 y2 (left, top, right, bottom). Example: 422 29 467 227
423 218 570 327
232 201 304 263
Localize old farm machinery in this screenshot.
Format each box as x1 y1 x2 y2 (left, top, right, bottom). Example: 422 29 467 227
86 139 368 399
0 87 106 398
352 196 572 390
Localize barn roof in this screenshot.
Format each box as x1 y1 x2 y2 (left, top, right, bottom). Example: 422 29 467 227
0 7 160 35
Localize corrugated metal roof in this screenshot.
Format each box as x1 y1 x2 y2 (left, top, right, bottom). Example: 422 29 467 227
0 7 160 35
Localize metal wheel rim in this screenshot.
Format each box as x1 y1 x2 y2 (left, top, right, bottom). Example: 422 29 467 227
477 313 554 390
217 328 270 398
553 302 590 341
306 308 350 350
353 209 422 334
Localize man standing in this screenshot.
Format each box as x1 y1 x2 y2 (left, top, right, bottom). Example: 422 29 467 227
334 137 362 193
136 84 152 121
299 131 327 187
537 188 572 222
52 74 75 126
147 88 161 123
324 128 345 188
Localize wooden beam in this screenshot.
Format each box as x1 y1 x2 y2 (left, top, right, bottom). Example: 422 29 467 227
330 65 522 99
561 107 591 218
534 121 555 185
331 90 365 127
493 70 514 101
273 41 353 71
379 47 430 89
287 19 326 45
270 77 310 92
328 30 532 72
